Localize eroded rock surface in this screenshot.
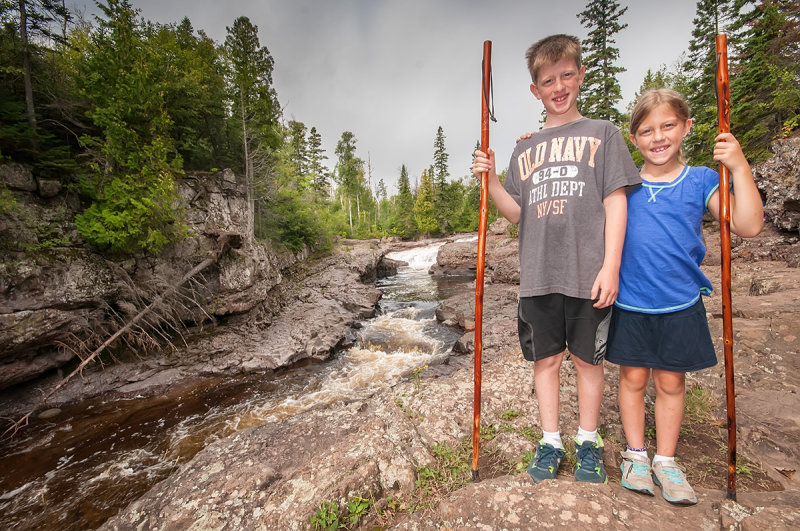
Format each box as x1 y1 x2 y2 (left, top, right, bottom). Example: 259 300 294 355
103 223 800 530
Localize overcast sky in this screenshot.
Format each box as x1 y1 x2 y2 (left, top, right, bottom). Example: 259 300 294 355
78 0 699 193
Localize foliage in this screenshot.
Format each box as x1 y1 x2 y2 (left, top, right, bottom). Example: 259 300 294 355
310 501 341 530
0 1 78 178
309 496 373 530
577 0 629 126
1 0 795 256
414 169 438 236
730 0 800 160
0 184 16 213
681 0 737 166
391 164 417 238
73 0 186 254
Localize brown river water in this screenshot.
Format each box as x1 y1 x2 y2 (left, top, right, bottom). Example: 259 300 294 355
0 242 473 530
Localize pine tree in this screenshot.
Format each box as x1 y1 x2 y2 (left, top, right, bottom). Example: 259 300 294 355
393 164 416 238
286 120 311 189
414 169 438 236
432 125 451 232
154 17 228 171
577 0 629 125
682 0 736 166
307 126 328 196
74 0 185 254
224 15 281 241
731 0 800 159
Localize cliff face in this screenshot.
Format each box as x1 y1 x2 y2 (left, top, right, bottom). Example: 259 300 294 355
0 165 308 390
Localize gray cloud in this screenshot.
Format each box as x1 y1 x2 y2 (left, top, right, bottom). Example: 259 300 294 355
81 0 697 192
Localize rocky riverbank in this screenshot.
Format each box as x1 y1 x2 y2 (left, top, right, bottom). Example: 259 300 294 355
0 237 390 419
99 220 800 530
7 136 800 528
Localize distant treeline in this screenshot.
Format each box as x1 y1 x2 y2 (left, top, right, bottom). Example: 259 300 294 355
0 1 797 254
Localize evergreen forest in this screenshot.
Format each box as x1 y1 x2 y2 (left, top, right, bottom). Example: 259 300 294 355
1 0 798 256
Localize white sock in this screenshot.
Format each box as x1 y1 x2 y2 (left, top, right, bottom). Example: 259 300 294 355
653 455 675 465
627 447 649 459
576 426 598 445
541 429 563 449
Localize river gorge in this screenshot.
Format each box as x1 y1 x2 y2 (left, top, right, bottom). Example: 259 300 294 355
0 241 473 529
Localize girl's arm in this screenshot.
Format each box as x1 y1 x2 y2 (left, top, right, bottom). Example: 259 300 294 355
472 148 521 224
592 187 627 308
706 132 764 238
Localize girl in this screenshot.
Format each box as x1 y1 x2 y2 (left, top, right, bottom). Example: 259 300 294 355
607 88 763 504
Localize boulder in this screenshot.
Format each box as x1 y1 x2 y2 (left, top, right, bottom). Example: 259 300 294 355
0 162 37 192
753 136 800 233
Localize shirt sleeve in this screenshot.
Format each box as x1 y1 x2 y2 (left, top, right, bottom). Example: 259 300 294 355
701 166 722 210
601 124 641 198
504 150 522 206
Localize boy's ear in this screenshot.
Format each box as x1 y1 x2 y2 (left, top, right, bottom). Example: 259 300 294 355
684 118 693 136
530 82 542 101
578 64 586 85
629 133 637 146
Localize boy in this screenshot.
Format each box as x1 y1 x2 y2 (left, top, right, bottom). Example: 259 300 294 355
472 34 640 484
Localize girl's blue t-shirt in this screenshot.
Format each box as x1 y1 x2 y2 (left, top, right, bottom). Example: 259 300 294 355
615 165 721 314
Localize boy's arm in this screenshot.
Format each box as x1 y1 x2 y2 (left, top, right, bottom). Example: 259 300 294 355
591 187 627 309
707 132 764 238
472 148 521 224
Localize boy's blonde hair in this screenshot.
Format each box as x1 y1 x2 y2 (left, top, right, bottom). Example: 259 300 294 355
629 88 691 163
525 34 582 84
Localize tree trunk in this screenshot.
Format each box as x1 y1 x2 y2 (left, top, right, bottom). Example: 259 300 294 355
348 194 353 230
240 89 254 243
18 0 37 137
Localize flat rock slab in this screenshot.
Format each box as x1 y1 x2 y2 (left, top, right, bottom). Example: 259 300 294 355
395 477 800 529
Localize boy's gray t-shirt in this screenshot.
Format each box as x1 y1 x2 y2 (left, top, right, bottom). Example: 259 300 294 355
504 117 641 299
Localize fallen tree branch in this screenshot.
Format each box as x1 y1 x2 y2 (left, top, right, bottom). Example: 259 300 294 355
2 234 237 439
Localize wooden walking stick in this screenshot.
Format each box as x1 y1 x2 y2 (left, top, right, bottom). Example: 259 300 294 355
473 39 494 482
715 33 737 501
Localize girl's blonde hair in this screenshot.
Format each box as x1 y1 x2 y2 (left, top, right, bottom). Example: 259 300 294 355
629 88 691 163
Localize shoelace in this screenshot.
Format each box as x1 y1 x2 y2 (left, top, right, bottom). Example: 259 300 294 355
661 466 686 484
536 444 561 468
577 444 601 469
627 461 650 477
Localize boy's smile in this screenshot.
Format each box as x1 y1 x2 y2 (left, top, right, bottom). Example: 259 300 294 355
531 58 585 127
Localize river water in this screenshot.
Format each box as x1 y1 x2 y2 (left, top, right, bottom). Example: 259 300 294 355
0 241 473 530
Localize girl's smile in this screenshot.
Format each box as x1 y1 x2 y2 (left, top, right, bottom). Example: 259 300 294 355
630 103 692 180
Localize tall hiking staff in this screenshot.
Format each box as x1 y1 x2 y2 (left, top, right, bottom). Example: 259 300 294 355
473 40 495 482
715 33 737 501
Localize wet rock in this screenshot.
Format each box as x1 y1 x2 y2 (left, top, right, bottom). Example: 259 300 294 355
37 408 61 419
377 256 401 278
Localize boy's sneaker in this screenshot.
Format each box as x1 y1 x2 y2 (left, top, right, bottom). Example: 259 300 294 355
619 450 655 495
527 441 565 483
651 460 698 505
574 435 607 483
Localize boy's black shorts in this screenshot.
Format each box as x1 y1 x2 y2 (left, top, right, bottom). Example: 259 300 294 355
517 293 611 365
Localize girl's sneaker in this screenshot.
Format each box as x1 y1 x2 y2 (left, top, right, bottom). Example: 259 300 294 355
651 460 698 505
619 450 655 495
527 441 565 483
